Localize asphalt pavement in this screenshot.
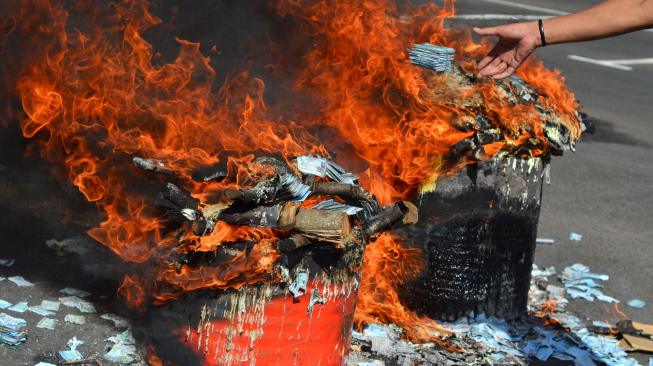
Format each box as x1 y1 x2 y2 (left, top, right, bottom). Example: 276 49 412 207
454 0 653 360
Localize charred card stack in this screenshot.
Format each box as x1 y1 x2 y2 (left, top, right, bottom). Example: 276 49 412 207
447 75 586 163
138 155 417 262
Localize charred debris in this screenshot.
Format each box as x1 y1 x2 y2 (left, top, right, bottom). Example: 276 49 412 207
133 154 417 297
409 43 592 167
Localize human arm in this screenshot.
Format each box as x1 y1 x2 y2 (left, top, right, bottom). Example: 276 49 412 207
474 0 653 79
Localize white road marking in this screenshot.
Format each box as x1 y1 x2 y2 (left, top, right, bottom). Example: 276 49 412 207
569 55 653 70
454 14 553 20
477 0 568 16
602 58 653 65
568 55 633 71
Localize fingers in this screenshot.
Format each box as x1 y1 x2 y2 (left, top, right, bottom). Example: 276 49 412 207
474 22 534 79
491 65 517 80
473 26 499 36
477 45 504 75
478 46 501 70
479 58 507 78
478 55 494 71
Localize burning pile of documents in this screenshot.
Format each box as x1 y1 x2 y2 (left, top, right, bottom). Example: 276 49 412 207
409 43 588 164
448 73 587 162
0 313 27 346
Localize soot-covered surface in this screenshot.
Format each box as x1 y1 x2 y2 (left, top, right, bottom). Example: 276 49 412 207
397 157 544 321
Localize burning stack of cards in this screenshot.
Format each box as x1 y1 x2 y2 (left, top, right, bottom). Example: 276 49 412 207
408 43 455 72
0 313 27 346
295 156 358 185
312 199 363 216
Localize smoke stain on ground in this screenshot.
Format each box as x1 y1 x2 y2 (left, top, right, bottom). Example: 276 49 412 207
582 116 652 148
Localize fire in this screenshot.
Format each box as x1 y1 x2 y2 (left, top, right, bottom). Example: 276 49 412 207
534 299 563 328
146 351 164 366
118 275 147 311
2 0 580 347
356 233 457 347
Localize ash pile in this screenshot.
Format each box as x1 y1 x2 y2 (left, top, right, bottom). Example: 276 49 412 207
135 154 417 293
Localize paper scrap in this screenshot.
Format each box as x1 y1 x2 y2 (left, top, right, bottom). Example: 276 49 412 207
59 296 96 313
36 317 57 330
0 312 28 346
288 271 309 298
8 302 28 313
569 232 583 241
595 293 620 303
100 313 130 329
64 314 86 325
0 299 12 309
531 265 556 277
58 350 82 362
296 156 327 177
104 329 138 364
8 276 34 287
592 320 612 329
68 336 84 349
106 329 136 345
58 287 91 298
39 300 60 312
0 258 15 267
408 43 455 72
28 306 55 317
59 337 84 361
104 343 137 364
627 299 646 309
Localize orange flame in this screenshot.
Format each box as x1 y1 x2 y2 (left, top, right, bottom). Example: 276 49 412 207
118 275 147 311
355 233 456 347
2 0 581 343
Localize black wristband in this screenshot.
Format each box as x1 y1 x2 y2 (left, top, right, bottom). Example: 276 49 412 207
538 19 547 47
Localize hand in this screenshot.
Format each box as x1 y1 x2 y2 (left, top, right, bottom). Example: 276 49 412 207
474 21 542 79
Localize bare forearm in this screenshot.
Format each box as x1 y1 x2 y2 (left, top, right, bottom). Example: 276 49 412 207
473 0 653 78
542 0 653 45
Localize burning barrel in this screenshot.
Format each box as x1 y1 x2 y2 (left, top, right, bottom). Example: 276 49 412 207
133 155 417 365
396 156 545 321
